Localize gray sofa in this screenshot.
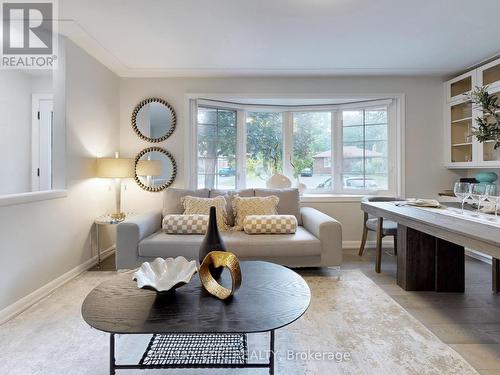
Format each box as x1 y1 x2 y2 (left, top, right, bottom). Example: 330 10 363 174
116 188 342 269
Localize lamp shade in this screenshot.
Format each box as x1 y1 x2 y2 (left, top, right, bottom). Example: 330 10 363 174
96 158 135 178
137 159 162 176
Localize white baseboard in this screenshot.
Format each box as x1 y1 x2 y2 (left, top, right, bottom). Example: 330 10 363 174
0 246 114 325
343 239 394 250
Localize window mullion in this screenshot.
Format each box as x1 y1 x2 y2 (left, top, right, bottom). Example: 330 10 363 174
189 99 198 189
236 109 246 189
332 111 342 194
283 111 294 181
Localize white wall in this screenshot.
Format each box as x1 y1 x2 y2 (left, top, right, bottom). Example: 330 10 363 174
0 39 119 311
0 72 34 194
119 76 463 243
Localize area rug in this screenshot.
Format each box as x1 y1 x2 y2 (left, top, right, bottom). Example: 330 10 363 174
0 270 478 374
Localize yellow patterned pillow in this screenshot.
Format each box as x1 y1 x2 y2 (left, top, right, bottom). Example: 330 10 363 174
232 195 279 230
181 195 229 231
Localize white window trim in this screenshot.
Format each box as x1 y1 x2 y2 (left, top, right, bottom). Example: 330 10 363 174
185 94 405 198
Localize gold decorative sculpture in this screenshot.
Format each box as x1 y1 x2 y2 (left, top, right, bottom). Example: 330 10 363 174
199 251 241 300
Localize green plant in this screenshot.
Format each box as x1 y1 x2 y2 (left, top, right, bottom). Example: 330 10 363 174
468 86 500 149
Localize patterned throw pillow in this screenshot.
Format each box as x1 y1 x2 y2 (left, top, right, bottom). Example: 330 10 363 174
232 195 279 230
163 214 209 234
243 215 298 234
181 195 229 231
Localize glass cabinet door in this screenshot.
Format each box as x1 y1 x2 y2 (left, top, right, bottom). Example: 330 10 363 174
450 101 473 163
447 72 474 102
481 60 500 88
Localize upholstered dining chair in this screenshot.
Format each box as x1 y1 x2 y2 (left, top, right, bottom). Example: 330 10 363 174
359 196 400 273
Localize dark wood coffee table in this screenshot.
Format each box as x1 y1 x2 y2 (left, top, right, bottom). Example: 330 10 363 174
82 261 311 374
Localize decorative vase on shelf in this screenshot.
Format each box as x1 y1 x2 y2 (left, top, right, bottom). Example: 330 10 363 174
266 173 292 189
475 172 498 184
199 206 226 279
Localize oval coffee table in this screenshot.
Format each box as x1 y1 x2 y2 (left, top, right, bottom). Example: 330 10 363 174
82 261 311 374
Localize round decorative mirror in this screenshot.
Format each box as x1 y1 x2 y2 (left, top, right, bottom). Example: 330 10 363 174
132 98 176 142
134 147 177 192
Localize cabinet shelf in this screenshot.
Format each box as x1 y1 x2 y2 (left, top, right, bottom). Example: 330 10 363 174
451 117 472 124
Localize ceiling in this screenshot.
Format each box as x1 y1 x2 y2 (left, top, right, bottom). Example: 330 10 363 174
59 0 500 77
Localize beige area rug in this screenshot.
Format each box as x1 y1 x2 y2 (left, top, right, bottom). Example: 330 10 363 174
0 270 478 375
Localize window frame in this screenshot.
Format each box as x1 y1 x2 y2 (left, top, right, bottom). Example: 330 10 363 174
187 95 404 197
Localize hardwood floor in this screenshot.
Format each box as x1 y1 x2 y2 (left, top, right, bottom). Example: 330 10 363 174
342 248 500 374
100 250 500 373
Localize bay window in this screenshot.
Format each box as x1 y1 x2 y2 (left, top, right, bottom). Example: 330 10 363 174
192 98 398 196
246 112 283 188
197 106 237 189
292 112 332 191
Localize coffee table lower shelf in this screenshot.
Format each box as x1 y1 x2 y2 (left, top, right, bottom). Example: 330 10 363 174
109 331 275 374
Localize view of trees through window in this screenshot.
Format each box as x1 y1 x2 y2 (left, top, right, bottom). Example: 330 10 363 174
292 112 332 190
246 112 283 188
342 109 388 191
196 104 390 193
197 107 237 189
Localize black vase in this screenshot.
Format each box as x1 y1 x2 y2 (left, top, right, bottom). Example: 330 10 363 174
199 206 226 279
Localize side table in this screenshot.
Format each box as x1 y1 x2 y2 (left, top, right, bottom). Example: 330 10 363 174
94 213 135 269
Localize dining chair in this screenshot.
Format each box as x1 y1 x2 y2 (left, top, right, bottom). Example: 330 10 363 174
359 196 400 273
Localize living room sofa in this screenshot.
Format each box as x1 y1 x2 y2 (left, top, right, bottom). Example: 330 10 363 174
116 188 342 269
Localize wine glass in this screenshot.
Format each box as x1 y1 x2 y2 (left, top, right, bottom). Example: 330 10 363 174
486 184 500 218
454 182 470 214
470 183 487 215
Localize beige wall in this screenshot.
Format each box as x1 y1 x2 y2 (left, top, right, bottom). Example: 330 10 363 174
0 39 119 311
118 76 463 243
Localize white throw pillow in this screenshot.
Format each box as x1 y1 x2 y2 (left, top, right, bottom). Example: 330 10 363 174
181 195 229 231
232 195 279 230
162 214 209 234
243 215 297 234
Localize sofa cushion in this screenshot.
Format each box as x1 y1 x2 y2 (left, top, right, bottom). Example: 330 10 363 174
254 188 302 225
210 189 254 226
162 214 209 234
243 215 297 234
163 188 209 216
138 227 320 259
232 195 279 230
139 232 203 260
181 195 229 231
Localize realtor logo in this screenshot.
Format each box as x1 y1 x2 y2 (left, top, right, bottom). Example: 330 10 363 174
1 0 58 68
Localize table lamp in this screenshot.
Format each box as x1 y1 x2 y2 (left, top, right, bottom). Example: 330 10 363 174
137 159 162 177
96 152 135 220
137 159 162 188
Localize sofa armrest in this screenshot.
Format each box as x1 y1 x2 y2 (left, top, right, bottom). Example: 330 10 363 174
301 207 342 267
116 210 162 270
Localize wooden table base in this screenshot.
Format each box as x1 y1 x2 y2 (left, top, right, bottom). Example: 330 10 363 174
397 225 465 292
493 258 500 294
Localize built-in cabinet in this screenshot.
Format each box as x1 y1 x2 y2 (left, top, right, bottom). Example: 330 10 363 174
444 57 500 168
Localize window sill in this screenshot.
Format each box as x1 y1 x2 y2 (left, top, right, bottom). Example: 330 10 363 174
300 194 364 203
0 189 67 207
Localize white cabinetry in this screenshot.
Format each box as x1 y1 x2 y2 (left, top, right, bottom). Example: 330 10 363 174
444 57 500 169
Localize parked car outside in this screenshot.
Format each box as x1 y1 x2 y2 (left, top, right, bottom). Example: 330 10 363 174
218 168 236 177
300 168 313 177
